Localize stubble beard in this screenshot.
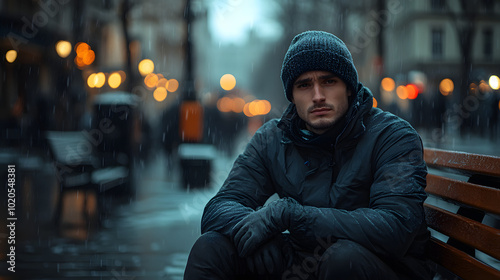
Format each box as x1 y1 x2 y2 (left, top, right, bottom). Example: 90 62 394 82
305 104 339 133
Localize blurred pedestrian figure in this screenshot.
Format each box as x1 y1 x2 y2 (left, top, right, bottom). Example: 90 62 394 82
185 31 431 279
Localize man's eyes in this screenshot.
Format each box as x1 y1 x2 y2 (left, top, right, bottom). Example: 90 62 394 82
295 78 337 88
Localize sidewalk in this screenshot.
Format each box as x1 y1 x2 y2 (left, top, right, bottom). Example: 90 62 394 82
0 147 234 280
418 128 500 156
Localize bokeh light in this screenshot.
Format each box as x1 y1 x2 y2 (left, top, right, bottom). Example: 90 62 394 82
55 40 72 58
217 96 233 113
396 85 408 99
469 83 477 94
74 42 94 68
75 42 90 55
94 72 106 88
157 78 168 88
166 79 179 92
232 97 246 113
108 72 122 89
5 50 17 63
406 84 419 100
243 103 253 117
216 96 246 113
439 78 454 96
138 59 154 76
153 87 168 102
87 73 96 88
381 77 395 92
144 73 158 88
82 49 95 65
373 97 378 108
87 72 106 88
479 80 491 93
489 75 499 90
247 99 271 116
220 74 236 91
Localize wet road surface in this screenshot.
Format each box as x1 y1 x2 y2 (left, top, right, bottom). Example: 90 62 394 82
0 148 233 280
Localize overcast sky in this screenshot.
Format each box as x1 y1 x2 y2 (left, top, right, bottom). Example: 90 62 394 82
207 0 283 45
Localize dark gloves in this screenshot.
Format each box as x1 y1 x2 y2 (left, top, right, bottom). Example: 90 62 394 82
232 197 303 257
245 236 290 275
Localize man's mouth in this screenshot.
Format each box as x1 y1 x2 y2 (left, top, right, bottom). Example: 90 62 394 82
310 107 332 115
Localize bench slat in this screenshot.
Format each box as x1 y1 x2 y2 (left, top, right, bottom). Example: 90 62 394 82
427 237 500 280
45 131 97 167
426 174 500 216
424 148 500 177
424 203 500 260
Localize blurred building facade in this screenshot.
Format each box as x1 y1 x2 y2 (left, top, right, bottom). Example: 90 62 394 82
2 0 499 154
382 0 500 138
0 0 196 152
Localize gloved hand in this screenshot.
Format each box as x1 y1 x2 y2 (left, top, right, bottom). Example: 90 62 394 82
232 197 302 257
245 236 288 275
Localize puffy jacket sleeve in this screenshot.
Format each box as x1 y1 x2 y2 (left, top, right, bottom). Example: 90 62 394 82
290 125 428 258
201 122 277 237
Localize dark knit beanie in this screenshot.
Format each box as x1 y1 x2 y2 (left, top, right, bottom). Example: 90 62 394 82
281 31 359 102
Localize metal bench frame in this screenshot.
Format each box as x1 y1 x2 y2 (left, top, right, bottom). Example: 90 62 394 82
45 130 129 226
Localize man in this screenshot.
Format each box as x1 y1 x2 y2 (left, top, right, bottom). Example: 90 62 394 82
184 30 431 279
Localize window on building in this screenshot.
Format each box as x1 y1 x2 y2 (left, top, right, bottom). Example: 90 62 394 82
483 28 493 59
432 28 444 58
431 0 446 10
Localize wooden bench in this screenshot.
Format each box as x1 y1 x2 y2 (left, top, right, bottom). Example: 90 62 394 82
423 147 500 280
45 130 129 225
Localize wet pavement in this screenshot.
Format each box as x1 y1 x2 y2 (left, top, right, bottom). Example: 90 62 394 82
0 145 237 280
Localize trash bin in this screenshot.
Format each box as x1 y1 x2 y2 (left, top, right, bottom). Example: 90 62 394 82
178 143 217 189
92 92 140 168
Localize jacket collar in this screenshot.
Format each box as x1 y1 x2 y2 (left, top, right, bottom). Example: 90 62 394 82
278 83 373 148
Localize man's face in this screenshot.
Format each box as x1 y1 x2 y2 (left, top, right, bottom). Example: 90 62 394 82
291 70 351 135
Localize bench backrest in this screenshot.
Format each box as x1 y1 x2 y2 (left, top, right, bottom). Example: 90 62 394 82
423 148 500 280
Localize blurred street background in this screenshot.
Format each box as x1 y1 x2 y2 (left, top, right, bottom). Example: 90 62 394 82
0 0 499 279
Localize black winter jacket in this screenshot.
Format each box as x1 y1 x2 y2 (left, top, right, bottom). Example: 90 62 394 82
201 84 431 279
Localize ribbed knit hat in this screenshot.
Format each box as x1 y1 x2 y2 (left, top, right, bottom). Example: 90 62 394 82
281 31 358 102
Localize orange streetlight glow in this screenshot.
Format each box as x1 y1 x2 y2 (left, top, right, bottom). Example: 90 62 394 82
489 75 499 90
439 79 454 96
5 50 17 63
144 73 158 88
248 100 271 116
87 73 96 88
232 97 246 113
220 74 236 91
138 59 154 76
154 87 168 102
396 85 408 99
406 84 419 100
166 79 179 92
157 78 168 88
381 77 395 92
74 42 94 68
94 72 106 88
108 72 122 89
55 40 72 58
217 96 233 113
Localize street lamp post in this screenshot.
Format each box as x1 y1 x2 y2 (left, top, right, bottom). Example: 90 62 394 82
183 0 196 101
178 0 215 189
179 0 203 143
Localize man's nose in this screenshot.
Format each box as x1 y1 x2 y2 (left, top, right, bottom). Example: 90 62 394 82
312 84 326 102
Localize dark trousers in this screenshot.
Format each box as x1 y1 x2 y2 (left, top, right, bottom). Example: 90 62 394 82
184 231 408 280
